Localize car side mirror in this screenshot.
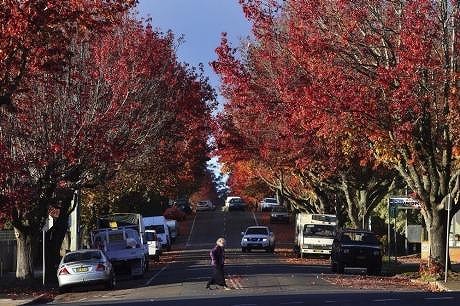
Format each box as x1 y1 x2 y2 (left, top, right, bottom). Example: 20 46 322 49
241 232 245 236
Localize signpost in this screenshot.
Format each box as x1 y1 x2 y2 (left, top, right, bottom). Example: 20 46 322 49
387 197 420 263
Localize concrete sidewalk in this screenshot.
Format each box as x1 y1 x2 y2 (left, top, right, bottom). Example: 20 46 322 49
436 280 460 292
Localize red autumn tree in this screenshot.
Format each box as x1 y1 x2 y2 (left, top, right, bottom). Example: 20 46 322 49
0 0 136 108
224 0 460 269
0 12 215 280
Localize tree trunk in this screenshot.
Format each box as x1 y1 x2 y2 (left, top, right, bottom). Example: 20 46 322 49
14 227 34 280
45 202 72 283
427 210 448 267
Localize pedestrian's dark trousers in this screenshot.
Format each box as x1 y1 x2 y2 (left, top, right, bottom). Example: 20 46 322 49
207 265 226 286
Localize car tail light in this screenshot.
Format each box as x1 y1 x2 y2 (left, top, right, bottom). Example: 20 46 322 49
96 263 105 271
58 267 70 275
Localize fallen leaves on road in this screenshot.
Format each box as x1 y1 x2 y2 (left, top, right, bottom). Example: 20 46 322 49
322 274 436 292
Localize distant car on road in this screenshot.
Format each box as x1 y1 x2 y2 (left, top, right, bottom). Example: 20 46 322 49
270 206 290 223
57 249 115 293
225 196 246 211
259 197 279 211
330 229 382 275
241 226 275 253
195 200 215 211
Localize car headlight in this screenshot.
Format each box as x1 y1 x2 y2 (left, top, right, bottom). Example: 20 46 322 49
342 248 350 254
243 238 248 242
373 250 380 256
262 238 268 242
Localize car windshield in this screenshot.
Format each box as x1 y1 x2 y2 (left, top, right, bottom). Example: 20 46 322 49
342 232 379 245
198 201 208 205
146 225 165 234
230 198 242 203
64 251 101 263
272 206 287 213
264 198 277 203
145 232 157 241
246 227 268 235
303 224 335 237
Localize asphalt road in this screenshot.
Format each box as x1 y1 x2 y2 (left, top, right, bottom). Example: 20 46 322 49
49 207 460 306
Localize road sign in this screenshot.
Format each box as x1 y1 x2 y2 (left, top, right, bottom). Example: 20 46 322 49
389 197 420 210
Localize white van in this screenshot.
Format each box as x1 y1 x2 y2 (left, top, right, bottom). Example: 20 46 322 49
143 216 171 251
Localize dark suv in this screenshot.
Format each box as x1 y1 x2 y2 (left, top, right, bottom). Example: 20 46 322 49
330 229 382 275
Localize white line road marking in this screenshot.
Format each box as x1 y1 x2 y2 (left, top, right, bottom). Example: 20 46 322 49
145 265 168 286
324 301 337 304
231 304 257 306
424 297 454 300
372 299 401 302
280 302 304 305
186 213 198 247
251 210 258 225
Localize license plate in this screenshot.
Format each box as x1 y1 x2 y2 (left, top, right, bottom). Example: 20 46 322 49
75 267 88 272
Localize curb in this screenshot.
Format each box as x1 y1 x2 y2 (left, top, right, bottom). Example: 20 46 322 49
20 293 53 305
410 278 452 292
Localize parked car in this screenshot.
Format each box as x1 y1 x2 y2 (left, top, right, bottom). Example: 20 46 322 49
163 206 186 221
57 249 115 293
330 229 382 275
225 196 246 211
195 200 215 211
259 197 279 211
166 219 179 242
144 216 171 251
241 226 275 253
270 206 290 223
145 230 161 261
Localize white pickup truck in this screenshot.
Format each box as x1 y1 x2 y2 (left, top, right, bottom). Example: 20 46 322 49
92 213 148 277
92 227 146 277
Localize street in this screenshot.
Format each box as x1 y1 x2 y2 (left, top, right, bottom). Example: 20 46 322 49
49 208 460 306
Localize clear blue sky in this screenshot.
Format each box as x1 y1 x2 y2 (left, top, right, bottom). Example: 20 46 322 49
136 0 251 96
136 1 251 184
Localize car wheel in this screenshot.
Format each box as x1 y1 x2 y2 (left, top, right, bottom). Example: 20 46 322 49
270 246 275 253
58 286 68 294
336 261 345 274
167 244 171 251
106 274 116 290
331 261 337 273
145 258 149 272
247 248 251 253
242 247 247 253
367 266 381 276
154 255 160 262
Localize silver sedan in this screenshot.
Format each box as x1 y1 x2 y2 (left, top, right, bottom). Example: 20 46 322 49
57 249 115 292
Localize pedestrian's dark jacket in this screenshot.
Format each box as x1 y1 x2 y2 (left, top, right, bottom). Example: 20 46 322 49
210 245 225 267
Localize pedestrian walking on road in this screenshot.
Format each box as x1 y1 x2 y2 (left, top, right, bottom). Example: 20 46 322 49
206 237 230 290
